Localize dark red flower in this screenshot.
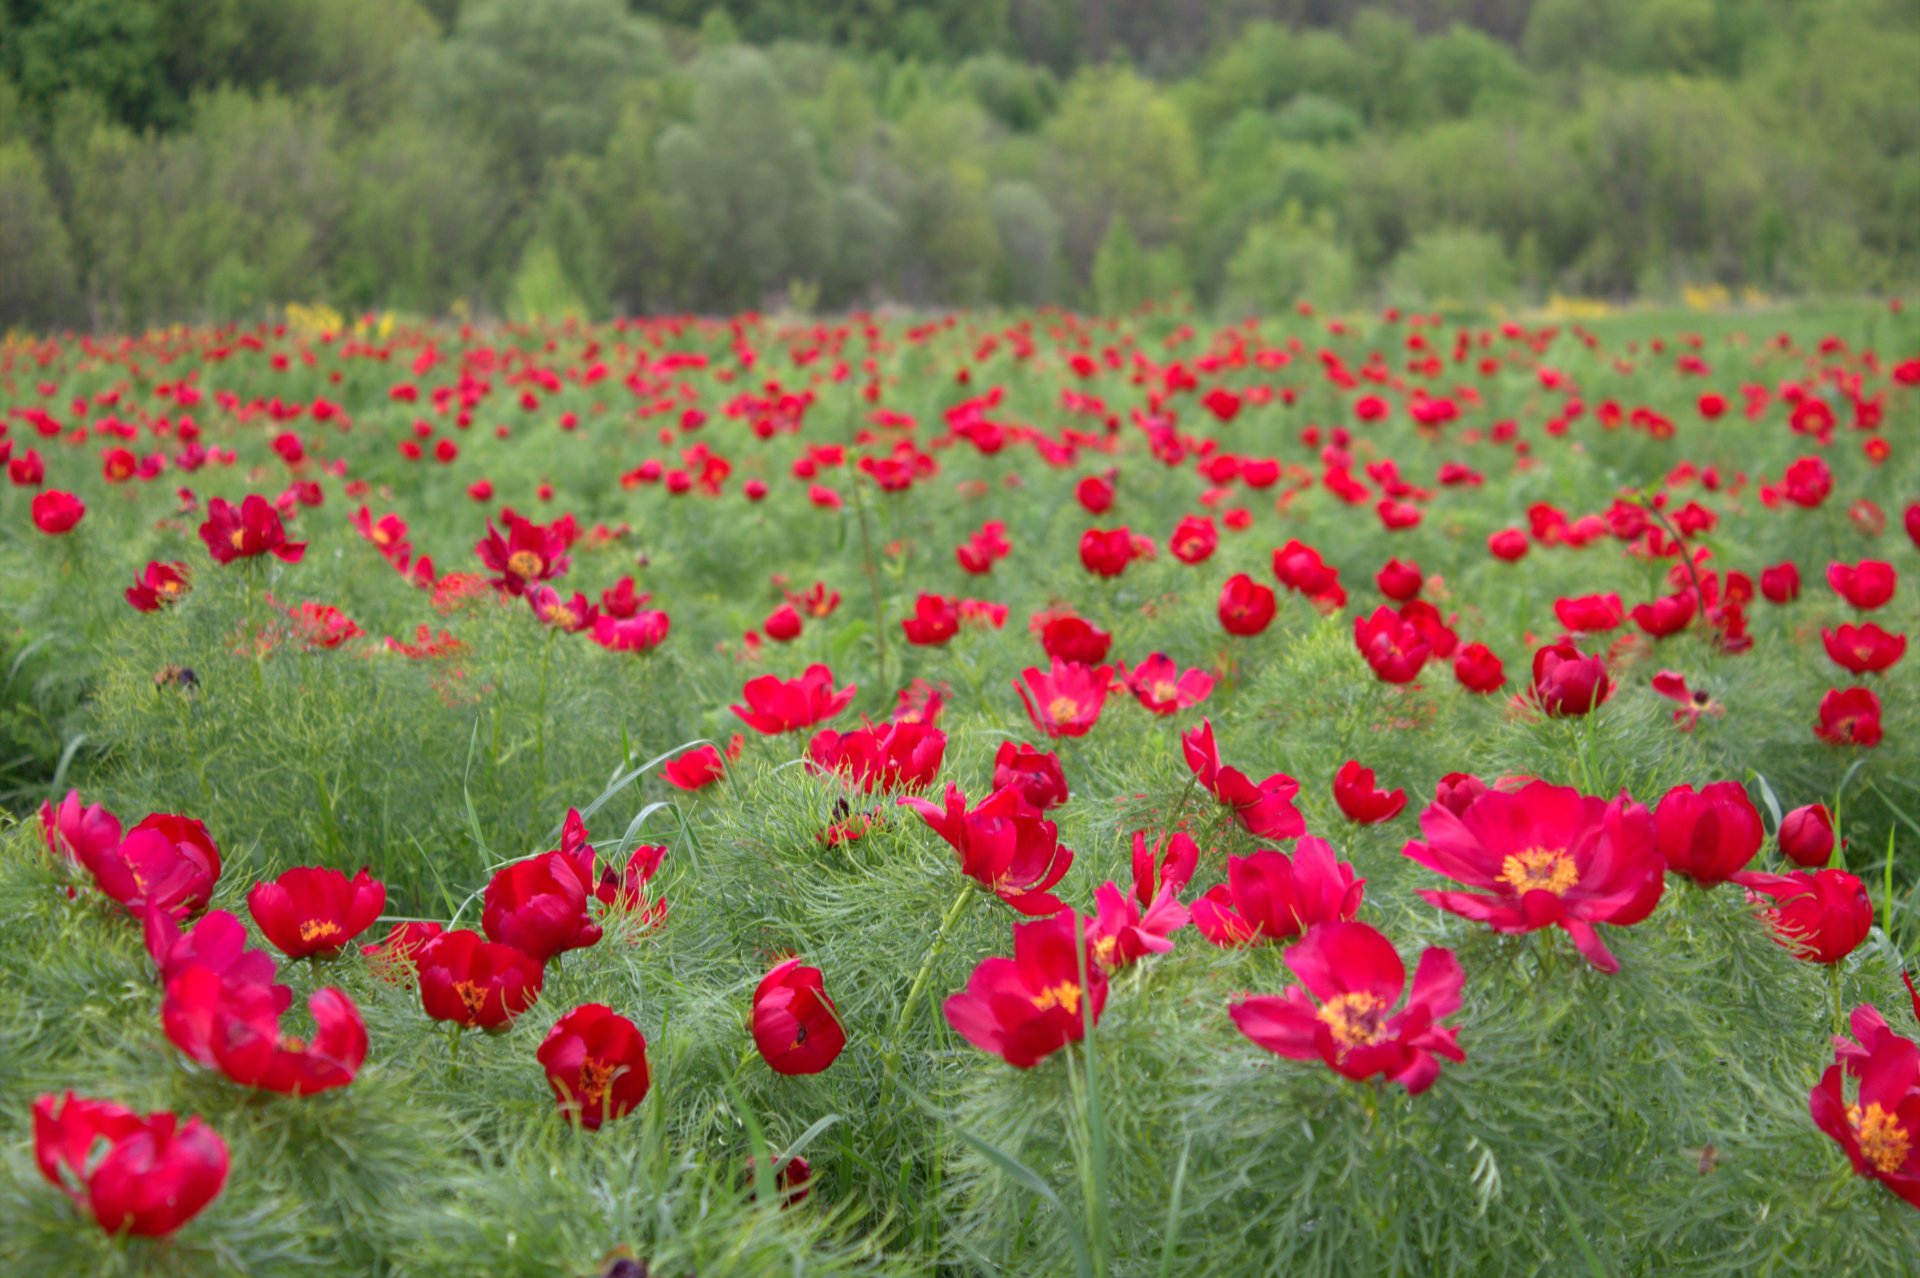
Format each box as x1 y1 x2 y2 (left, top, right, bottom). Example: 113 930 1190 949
1529 642 1612 717
1736 868 1872 964
1554 593 1623 633
1760 562 1801 604
993 741 1068 813
1079 527 1135 577
751 958 846 1075
1652 782 1762 885
732 665 856 734
1129 829 1199 910
1815 686 1883 747
33 1093 228 1236
1376 557 1422 601
360 920 445 982
1629 592 1697 638
163 967 367 1095
1827 559 1896 610
248 866 385 959
944 912 1106 1068
1354 606 1430 684
1452 642 1505 693
1170 514 1218 564
1333 760 1407 824
417 928 544 1029
199 494 306 565
1402 781 1663 974
31 490 85 534
1273 539 1341 599
899 783 1073 916
126 561 191 612
1038 614 1113 664
901 593 960 645
1193 838 1364 947
474 511 570 595
1181 718 1305 841
662 736 742 791
537 1003 650 1129
1778 803 1838 868
1230 921 1465 1095
483 846 602 962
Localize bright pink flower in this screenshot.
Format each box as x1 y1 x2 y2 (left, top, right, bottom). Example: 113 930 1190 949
1809 1016 1920 1208
1554 593 1623 633
732 664 856 734
1118 652 1214 715
33 1093 228 1236
1014 658 1112 738
1086 879 1188 971
591 610 670 652
1181 718 1305 841
1402 781 1664 974
529 586 598 634
943 912 1106 1068
751 959 846 1075
899 783 1073 916
1231 921 1465 1095
1193 838 1364 947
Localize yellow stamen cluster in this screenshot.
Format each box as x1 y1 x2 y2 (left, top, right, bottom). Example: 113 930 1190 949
1031 980 1082 1015
1499 845 1579 896
1317 991 1390 1049
1848 1103 1912 1175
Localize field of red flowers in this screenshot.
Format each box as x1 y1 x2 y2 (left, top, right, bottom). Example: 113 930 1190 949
2 301 1918 1276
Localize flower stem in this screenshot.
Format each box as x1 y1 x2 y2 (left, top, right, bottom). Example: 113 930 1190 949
884 884 976 1082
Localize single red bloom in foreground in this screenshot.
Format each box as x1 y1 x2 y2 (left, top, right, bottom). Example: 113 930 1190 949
1230 921 1465 1095
1809 1016 1920 1209
899 783 1073 916
248 865 386 959
31 489 85 534
417 929 544 1030
482 849 602 962
200 494 306 564
33 1093 228 1237
732 664 856 734
1735 868 1872 964
1402 781 1663 974
944 912 1107 1068
751 958 847 1075
537 1003 650 1130
1193 838 1364 947
1652 781 1762 885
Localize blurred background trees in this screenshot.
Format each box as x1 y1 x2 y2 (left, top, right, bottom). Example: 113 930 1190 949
0 0 1913 326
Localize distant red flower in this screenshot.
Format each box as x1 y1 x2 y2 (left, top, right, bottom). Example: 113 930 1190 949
1230 921 1465 1095
1809 1014 1920 1209
1737 868 1872 963
1354 605 1430 684
1038 614 1112 664
360 920 444 982
1014 657 1112 738
1823 623 1906 675
1193 838 1364 947
1333 760 1406 823
1760 562 1801 603
732 664 856 734
1828 559 1896 610
593 843 669 928
899 783 1073 916
993 740 1068 813
1452 642 1505 693
200 494 306 564
126 560 190 612
1650 670 1724 731
1777 803 1837 868
1170 514 1217 564
538 1004 650 1129
1079 527 1135 577
287 601 363 650
30 489 85 534
808 720 945 793
1273 539 1341 599
529 586 598 634
248 866 385 959
1554 593 1623 633
1815 686 1883 747
1129 829 1199 910
417 928 544 1029
1781 456 1833 507
751 959 846 1075
662 735 743 791
1118 652 1214 715
1075 472 1116 514
943 912 1106 1068
1652 782 1762 885
475 511 570 595
901 593 960 645
590 609 670 652
763 604 803 642
1219 573 1277 636
1629 592 1697 638
1402 780 1664 974
1529 642 1612 717
1487 528 1529 561
1181 718 1305 841
1375 557 1422 601
33 1093 228 1237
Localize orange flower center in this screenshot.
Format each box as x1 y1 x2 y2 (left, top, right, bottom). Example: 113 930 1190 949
1848 1102 1912 1175
454 979 488 1018
577 1056 614 1107
1151 682 1178 703
1031 979 1082 1015
1046 696 1081 723
299 919 343 945
552 606 576 628
159 579 185 596
1499 846 1578 896
229 528 248 549
1317 991 1390 1048
506 550 544 579
1090 935 1119 970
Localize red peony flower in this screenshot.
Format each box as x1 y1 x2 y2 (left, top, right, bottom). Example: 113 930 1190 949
732 664 856 734
808 720 945 793
1193 838 1364 947
126 560 191 612
33 1093 228 1236
1218 572 1277 636
1529 641 1612 717
751 958 847 1075
529 586 599 634
1453 641 1505 693
900 593 961 645
1079 526 1135 577
360 920 445 982
31 489 86 534
1735 868 1872 964
417 928 544 1030
1809 1014 1920 1209
1086 878 1189 971
483 842 602 962
1760 562 1801 604
1815 686 1883 747
1037 614 1112 665
537 1003 650 1129
1827 559 1896 610
1118 652 1214 715
943 912 1106 1068
662 735 742 791
993 740 1068 813
1402 780 1664 974
199 494 306 564
1181 718 1305 841
1777 803 1837 868
1354 606 1430 684
163 966 367 1096
590 609 670 652
899 783 1073 916
593 843 669 929
1170 514 1218 564
1652 781 1762 885
1376 557 1422 601
1332 760 1407 824
1013 657 1112 738
1822 623 1906 675
248 866 385 959
1230 921 1465 1095
474 511 570 595
1554 593 1623 633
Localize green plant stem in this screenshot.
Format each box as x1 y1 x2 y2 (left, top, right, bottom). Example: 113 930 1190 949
850 472 890 694
885 883 976 1082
